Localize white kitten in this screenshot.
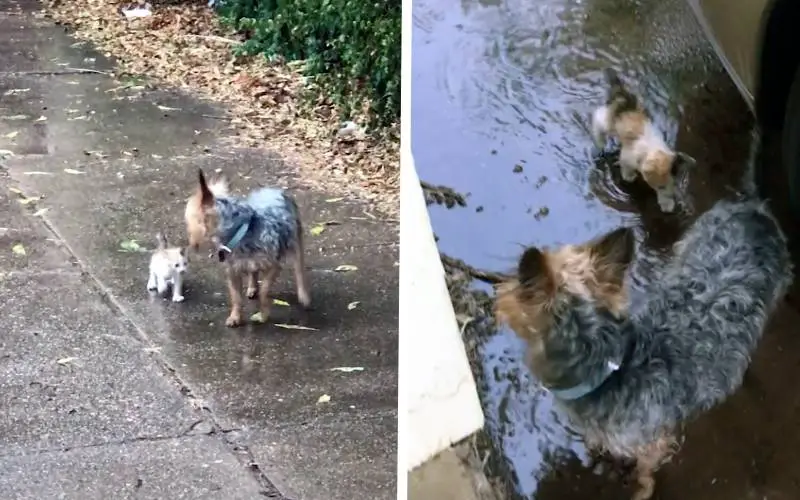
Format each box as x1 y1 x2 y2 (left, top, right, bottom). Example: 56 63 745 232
146 233 188 303
591 68 695 213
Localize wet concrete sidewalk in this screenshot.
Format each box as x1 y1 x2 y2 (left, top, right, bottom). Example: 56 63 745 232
0 2 397 499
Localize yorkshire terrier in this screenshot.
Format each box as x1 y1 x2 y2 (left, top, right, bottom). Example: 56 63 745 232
184 169 311 327
495 196 791 500
591 68 695 213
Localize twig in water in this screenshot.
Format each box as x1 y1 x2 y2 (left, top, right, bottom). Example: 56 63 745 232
440 253 511 285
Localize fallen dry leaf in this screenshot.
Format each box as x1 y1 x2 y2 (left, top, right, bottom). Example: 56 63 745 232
4 131 19 139
274 323 318 331
32 208 49 217
19 196 41 205
11 243 26 256
56 357 77 365
250 311 268 323
273 298 290 307
317 394 331 404
347 301 360 310
64 168 85 175
309 224 325 236
325 197 344 203
23 171 52 176
334 265 358 272
35 115 47 122
330 366 364 373
8 187 23 195
119 239 146 253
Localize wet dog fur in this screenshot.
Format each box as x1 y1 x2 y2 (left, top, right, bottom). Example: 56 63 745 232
185 169 311 327
495 197 792 500
591 68 695 213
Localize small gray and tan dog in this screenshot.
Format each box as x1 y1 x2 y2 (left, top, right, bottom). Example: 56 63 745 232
495 195 792 500
185 169 311 327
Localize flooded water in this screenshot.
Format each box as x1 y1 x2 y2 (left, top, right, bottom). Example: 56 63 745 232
411 0 800 498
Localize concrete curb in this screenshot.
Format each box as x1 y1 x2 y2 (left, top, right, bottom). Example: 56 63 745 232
401 146 485 472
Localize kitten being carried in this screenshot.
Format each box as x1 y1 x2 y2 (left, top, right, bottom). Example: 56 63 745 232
146 232 189 303
591 68 695 213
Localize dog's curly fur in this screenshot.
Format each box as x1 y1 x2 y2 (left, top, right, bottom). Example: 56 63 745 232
185 169 311 327
495 196 792 500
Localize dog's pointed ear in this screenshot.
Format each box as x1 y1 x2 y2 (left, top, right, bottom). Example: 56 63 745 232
590 227 635 269
198 168 214 207
518 246 554 292
671 152 696 177
156 232 168 249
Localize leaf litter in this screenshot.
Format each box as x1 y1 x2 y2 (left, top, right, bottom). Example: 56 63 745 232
11 243 26 256
41 0 398 218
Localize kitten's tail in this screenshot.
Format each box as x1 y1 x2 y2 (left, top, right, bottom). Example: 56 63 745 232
156 232 168 250
603 68 639 113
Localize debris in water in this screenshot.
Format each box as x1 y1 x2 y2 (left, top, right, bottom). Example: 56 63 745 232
334 265 358 273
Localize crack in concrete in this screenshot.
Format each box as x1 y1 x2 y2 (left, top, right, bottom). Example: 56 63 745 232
32 212 289 500
0 433 205 458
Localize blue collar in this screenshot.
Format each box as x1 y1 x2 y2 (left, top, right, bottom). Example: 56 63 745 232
547 360 620 401
225 220 251 249
216 220 250 262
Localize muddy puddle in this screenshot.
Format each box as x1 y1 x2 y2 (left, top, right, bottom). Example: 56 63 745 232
411 0 800 498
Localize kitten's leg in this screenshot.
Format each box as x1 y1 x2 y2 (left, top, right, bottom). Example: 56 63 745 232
225 269 245 327
656 181 677 213
619 147 639 182
257 266 280 322
171 274 185 303
246 271 259 300
591 106 610 148
156 275 169 295
147 272 157 292
292 240 312 308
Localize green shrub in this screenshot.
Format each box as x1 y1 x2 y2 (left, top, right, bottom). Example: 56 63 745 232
217 0 400 130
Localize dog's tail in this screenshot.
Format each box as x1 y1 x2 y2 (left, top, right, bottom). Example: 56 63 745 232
603 68 639 114
156 232 168 250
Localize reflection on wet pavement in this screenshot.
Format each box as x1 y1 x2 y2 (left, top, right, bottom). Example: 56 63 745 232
412 0 800 498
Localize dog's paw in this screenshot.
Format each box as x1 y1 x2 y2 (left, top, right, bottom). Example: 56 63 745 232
172 295 185 303
246 287 258 300
658 198 676 213
298 291 312 309
225 313 243 328
620 168 638 182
